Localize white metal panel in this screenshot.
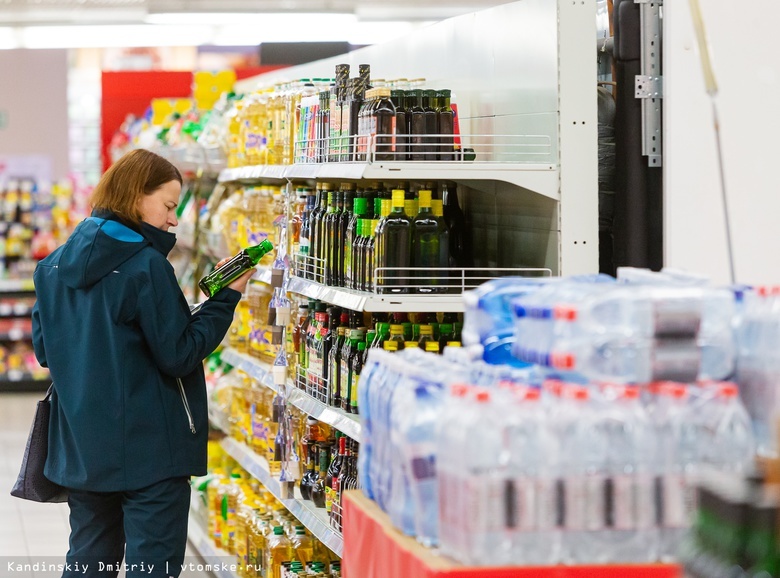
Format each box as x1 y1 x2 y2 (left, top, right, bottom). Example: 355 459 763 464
665 1 780 285
558 0 599 275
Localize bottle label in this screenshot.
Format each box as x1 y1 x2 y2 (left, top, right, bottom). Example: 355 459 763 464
350 373 360 410
507 477 537 531
653 298 701 337
340 359 350 401
651 337 700 382
464 473 505 534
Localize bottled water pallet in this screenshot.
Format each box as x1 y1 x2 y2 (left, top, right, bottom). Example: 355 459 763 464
342 491 682 578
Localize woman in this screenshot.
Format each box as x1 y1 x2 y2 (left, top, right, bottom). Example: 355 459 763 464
31 149 254 577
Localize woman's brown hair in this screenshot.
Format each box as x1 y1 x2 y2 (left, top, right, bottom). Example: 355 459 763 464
90 149 182 224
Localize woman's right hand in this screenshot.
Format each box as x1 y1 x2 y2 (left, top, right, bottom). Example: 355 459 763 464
226 267 256 294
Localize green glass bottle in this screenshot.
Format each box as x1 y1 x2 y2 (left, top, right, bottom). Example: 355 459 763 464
352 219 367 292
344 197 368 290
349 341 366 414
411 189 444 293
377 190 411 294
322 190 339 286
199 239 273 298
422 89 438 161
335 185 355 287
437 89 455 161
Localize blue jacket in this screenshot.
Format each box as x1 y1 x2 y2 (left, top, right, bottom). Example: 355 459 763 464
32 211 240 491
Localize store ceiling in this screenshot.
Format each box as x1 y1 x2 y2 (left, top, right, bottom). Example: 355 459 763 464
0 0 513 25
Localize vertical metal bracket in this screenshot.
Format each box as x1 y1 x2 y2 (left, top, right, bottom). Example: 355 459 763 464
635 0 663 167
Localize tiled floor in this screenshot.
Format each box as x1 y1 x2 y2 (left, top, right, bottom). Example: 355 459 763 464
0 392 213 578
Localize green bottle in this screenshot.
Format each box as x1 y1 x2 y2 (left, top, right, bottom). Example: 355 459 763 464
344 196 368 289
376 190 411 294
411 189 445 293
198 239 273 298
349 341 366 414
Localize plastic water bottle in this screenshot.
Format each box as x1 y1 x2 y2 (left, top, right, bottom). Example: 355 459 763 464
503 387 561 565
458 390 508 565
652 382 702 561
735 287 780 455
437 384 473 560
562 385 658 564
404 379 444 547
699 382 755 473
548 286 735 383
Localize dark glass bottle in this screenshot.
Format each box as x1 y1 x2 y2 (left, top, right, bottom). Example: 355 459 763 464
310 443 330 509
199 240 274 297
352 219 367 292
316 90 329 163
437 89 455 161
300 442 317 501
298 188 315 275
322 190 339 286
373 87 397 162
350 342 366 414
310 310 329 400
336 185 355 287
391 89 408 161
441 183 471 270
364 218 380 292
408 89 426 161
325 435 346 520
344 196 367 290
411 189 444 293
321 307 339 403
293 302 310 387
376 190 411 294
328 325 345 409
438 322 455 353
341 332 363 413
334 442 352 531
330 64 349 162
422 89 438 161
311 183 332 282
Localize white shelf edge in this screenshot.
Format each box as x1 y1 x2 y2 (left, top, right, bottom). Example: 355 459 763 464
187 507 242 578
220 347 362 443
286 275 465 313
220 436 344 557
216 161 560 200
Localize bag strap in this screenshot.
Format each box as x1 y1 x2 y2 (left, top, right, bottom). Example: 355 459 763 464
43 383 54 402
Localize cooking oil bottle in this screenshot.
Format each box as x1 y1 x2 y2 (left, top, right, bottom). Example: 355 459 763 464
266 526 293 578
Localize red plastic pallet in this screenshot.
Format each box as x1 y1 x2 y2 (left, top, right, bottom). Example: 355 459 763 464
342 491 681 578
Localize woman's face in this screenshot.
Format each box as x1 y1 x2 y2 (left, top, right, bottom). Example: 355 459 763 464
138 180 181 231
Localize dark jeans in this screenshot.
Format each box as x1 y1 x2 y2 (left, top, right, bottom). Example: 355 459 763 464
63 477 190 578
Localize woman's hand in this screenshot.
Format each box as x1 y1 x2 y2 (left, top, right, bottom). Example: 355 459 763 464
226 267 256 294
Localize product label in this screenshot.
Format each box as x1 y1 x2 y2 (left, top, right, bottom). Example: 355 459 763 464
350 373 360 410
651 337 700 382
509 477 538 531
653 297 701 337
340 359 350 402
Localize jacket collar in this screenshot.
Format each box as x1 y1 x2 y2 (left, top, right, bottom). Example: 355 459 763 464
90 209 177 257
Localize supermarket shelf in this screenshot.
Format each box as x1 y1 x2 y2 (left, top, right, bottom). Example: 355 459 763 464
187 506 242 578
0 279 35 294
220 436 344 557
220 347 362 443
343 491 682 578
0 376 51 393
285 275 465 314
217 162 559 201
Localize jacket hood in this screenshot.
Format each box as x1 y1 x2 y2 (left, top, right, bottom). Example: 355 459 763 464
57 214 149 289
